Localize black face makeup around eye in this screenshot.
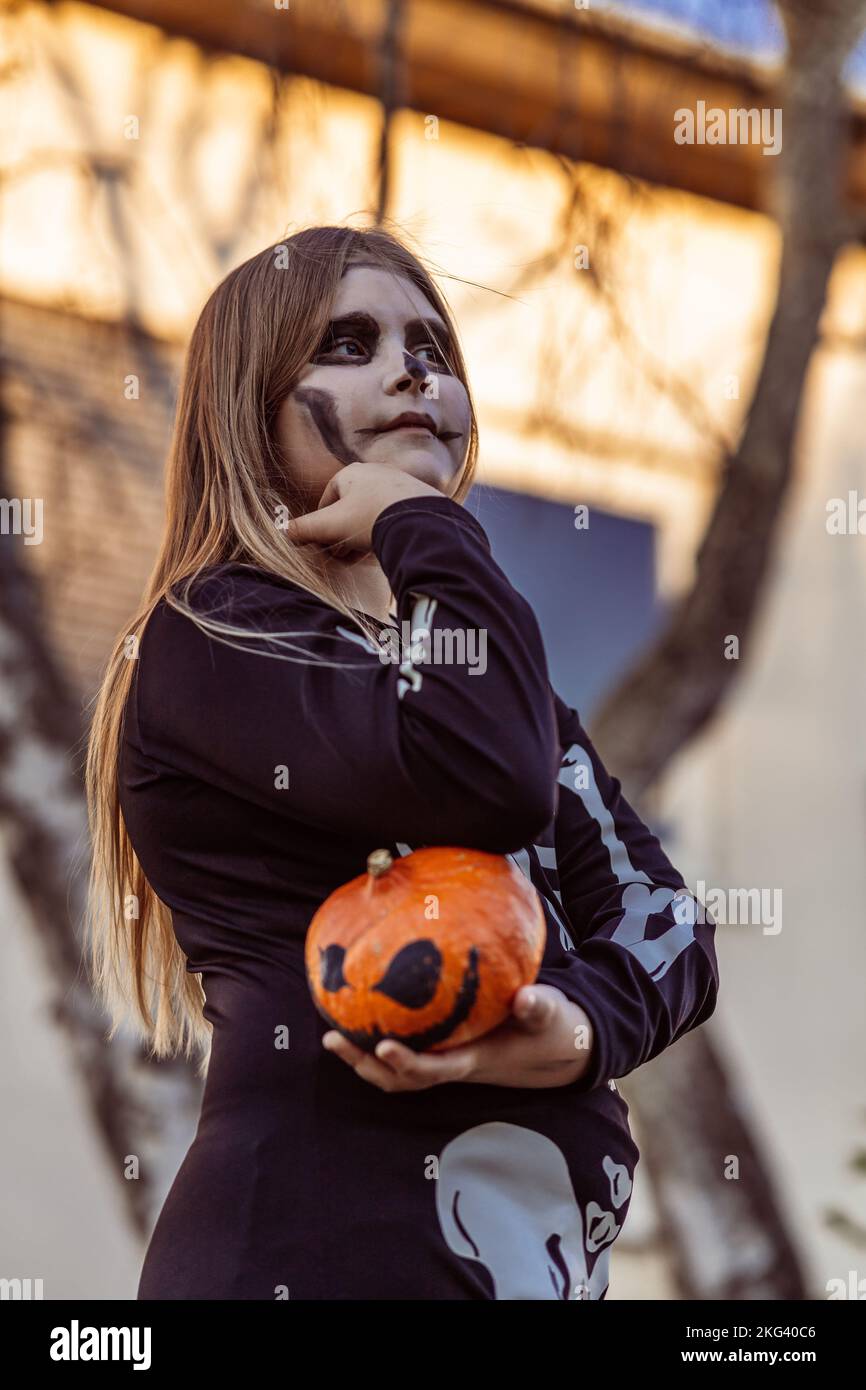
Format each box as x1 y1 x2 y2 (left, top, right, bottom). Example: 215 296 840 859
312 313 379 364
405 318 455 375
311 312 455 374
407 340 454 374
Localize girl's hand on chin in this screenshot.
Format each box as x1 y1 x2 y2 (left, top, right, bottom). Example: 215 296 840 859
321 984 596 1093
285 462 444 558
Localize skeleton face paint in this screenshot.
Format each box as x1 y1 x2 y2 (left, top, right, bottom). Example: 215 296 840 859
402 349 431 384
292 387 357 468
275 266 471 501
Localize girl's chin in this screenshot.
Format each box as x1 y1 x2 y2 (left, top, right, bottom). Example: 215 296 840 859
374 444 455 489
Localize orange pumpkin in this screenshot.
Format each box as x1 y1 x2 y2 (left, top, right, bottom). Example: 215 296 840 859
305 845 546 1053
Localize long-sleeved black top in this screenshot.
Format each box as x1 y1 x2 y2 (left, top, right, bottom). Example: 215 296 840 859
119 492 718 1300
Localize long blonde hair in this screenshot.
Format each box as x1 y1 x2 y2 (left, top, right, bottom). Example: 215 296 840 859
84 226 479 1071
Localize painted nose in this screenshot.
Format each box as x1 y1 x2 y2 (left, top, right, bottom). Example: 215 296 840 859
381 343 433 396
402 349 430 384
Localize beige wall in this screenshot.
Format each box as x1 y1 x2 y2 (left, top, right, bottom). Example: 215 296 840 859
664 344 866 1297
0 833 141 1298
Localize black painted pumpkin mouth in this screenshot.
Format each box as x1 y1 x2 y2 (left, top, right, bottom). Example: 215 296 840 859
315 946 480 1054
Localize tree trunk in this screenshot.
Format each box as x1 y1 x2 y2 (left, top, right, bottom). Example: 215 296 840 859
597 0 866 1299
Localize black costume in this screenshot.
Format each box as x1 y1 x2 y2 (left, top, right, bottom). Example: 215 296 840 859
119 494 718 1299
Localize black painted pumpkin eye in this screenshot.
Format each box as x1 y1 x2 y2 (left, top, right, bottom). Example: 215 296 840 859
372 939 442 1009
319 943 348 992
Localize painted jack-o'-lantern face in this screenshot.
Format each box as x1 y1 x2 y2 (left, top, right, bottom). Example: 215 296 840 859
305 846 546 1053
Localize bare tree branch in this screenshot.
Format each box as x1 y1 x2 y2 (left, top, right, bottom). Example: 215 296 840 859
374 0 404 225
595 0 866 1300
592 0 866 794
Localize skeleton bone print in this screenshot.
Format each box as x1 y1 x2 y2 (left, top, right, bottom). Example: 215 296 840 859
435 1122 631 1300
338 591 439 701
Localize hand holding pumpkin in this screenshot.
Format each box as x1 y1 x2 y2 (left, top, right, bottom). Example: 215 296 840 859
322 983 595 1092
305 844 598 1092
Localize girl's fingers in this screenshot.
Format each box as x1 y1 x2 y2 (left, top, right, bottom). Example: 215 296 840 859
322 1030 474 1090
286 499 368 557
375 1038 476 1086
284 502 343 546
289 469 346 537
511 986 555 1032
322 1032 402 1088
314 476 340 512
321 1031 362 1061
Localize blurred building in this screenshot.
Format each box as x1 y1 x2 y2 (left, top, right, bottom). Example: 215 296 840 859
2 0 865 1299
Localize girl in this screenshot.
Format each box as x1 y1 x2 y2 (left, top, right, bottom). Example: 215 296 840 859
85 225 718 1300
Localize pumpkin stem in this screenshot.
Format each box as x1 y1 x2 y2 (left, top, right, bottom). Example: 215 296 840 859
366 848 393 878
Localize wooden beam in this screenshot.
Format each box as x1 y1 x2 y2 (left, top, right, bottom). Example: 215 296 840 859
76 0 866 212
